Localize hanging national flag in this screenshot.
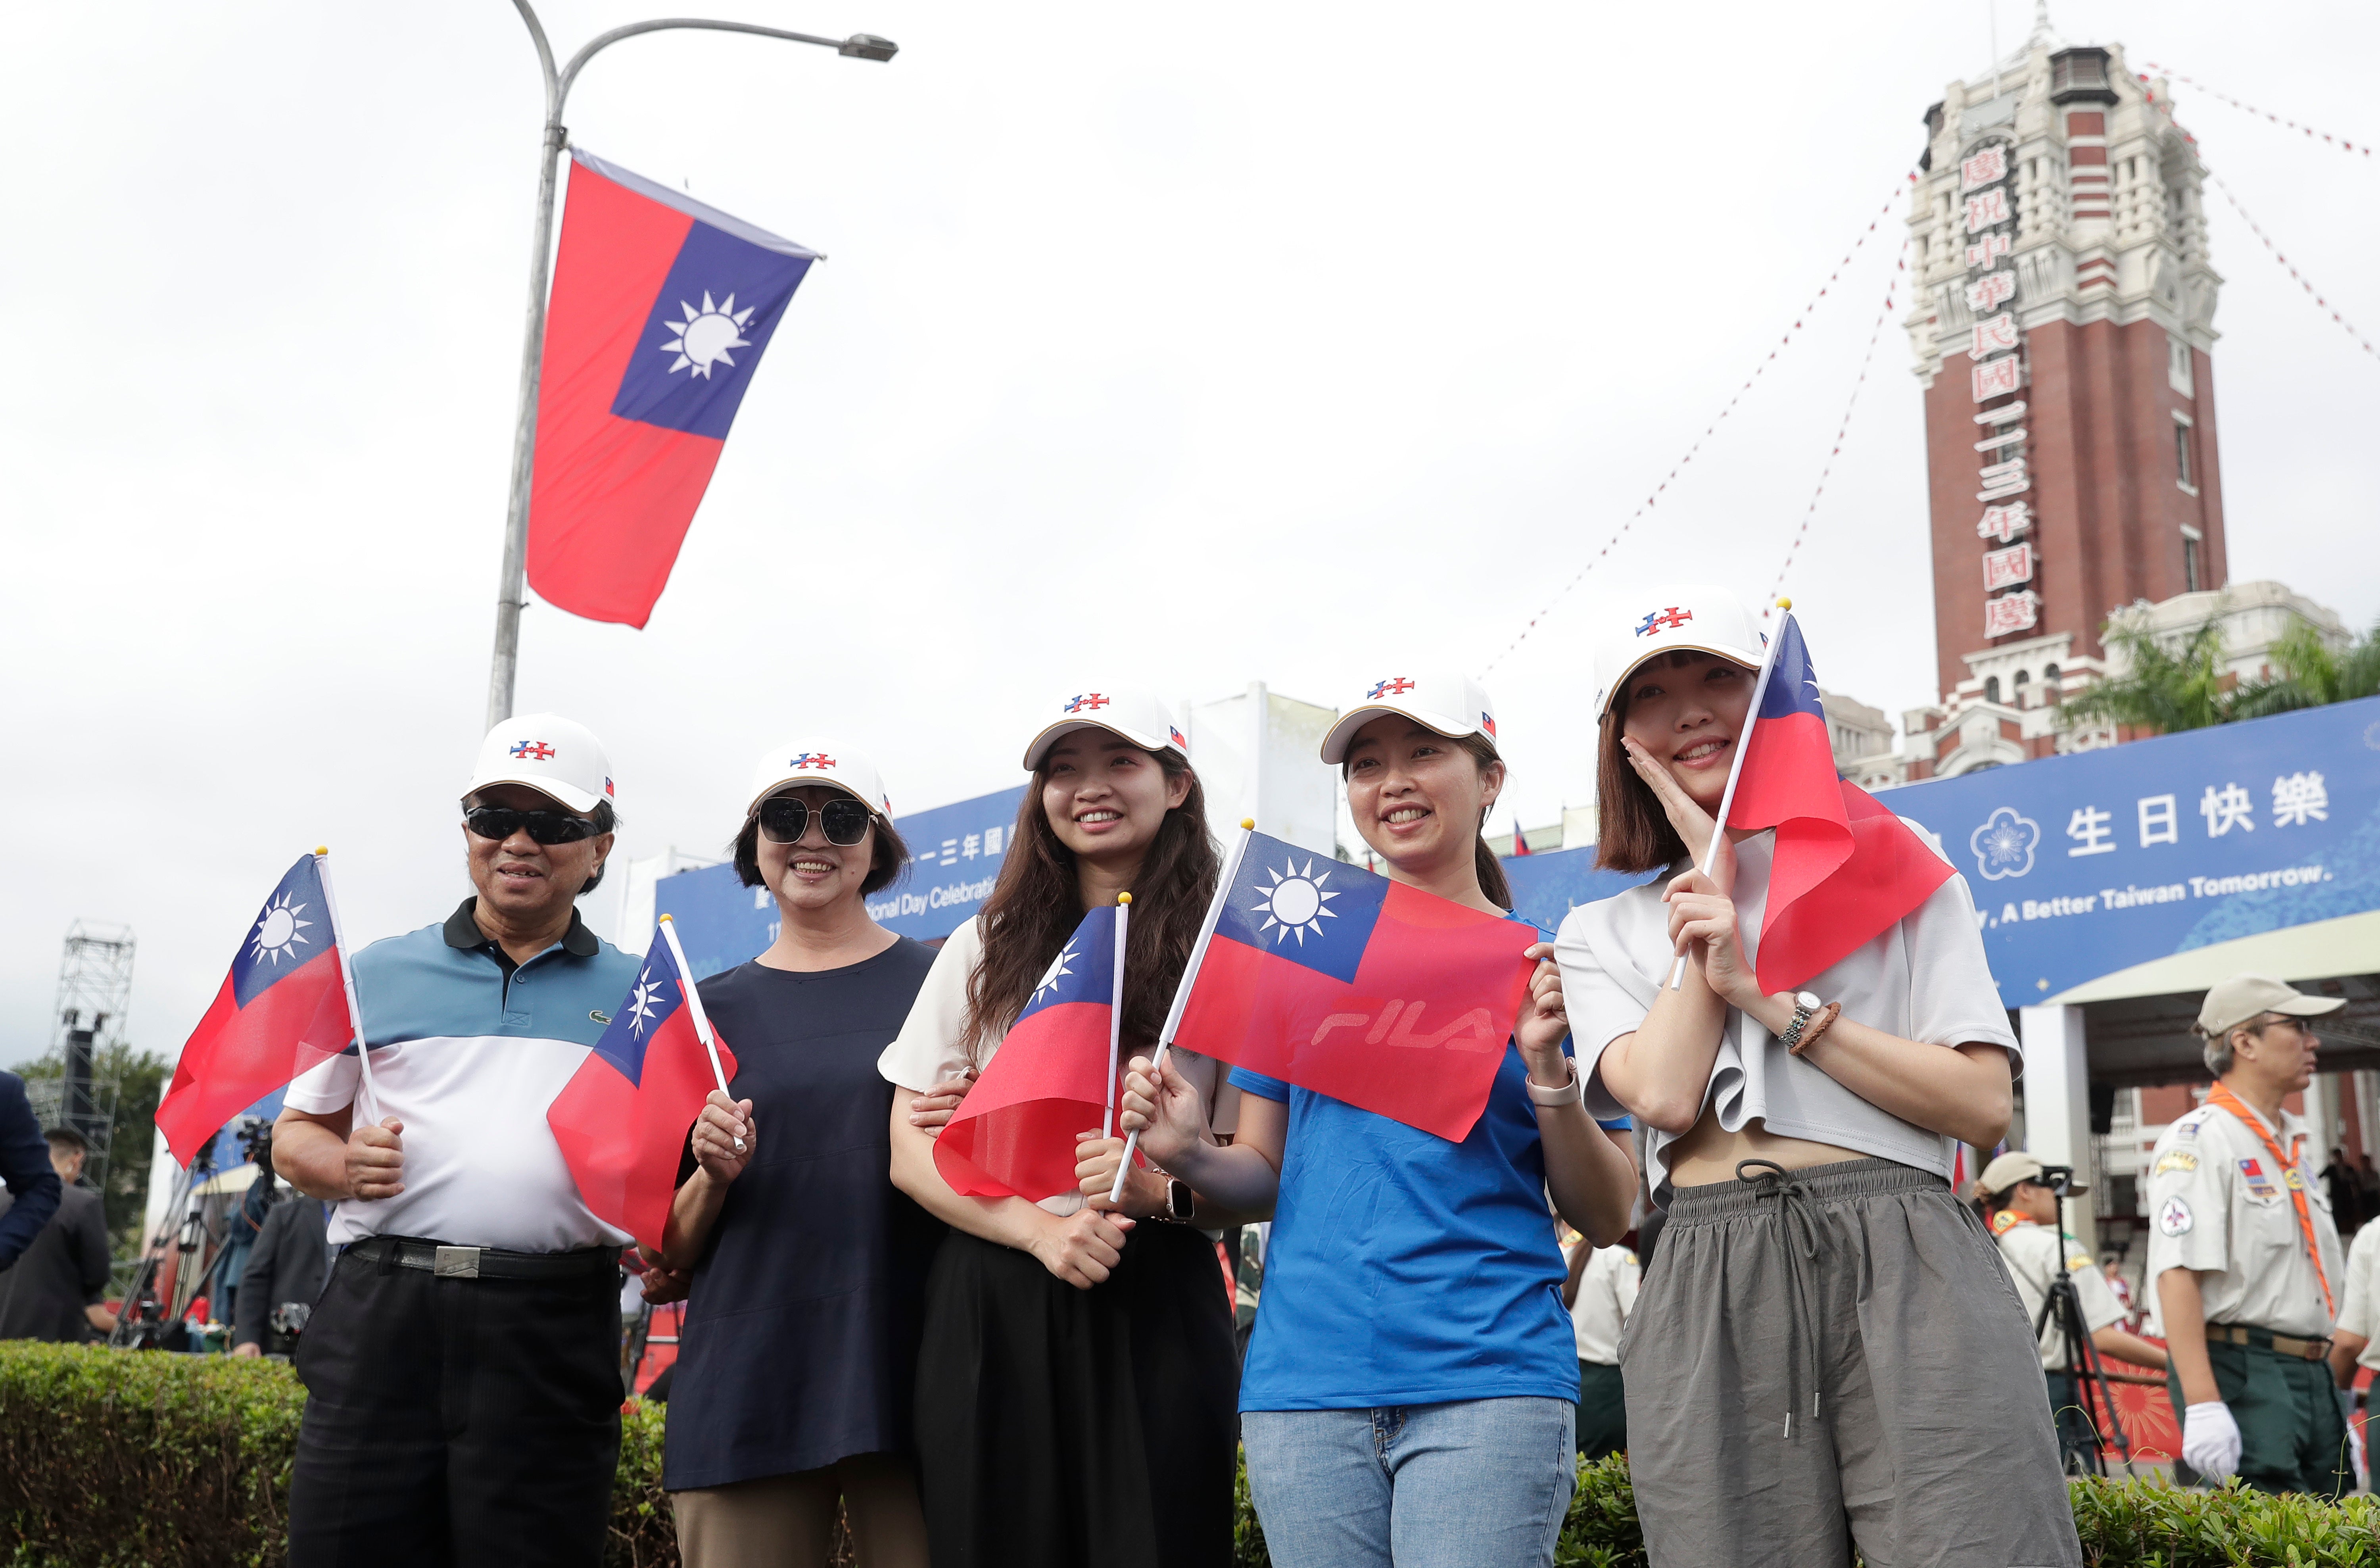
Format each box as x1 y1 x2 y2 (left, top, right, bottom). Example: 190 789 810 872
548 924 737 1251
1172 833 1537 1141
937 905 1126 1202
1509 816 1534 857
1727 613 1954 992
526 148 821 628
157 856 355 1166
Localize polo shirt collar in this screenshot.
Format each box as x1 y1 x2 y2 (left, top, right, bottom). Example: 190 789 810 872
444 897 599 959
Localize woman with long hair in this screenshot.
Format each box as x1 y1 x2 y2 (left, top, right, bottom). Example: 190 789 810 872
1116 672 1639 1568
654 743 944 1568
1555 585 2079 1567
880 690 1245 1568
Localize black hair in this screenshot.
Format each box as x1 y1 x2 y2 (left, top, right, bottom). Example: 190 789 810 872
43 1127 88 1154
731 799 911 898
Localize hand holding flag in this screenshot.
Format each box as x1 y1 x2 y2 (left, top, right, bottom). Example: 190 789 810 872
548 916 737 1252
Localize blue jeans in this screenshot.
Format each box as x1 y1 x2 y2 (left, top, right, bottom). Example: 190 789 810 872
1240 1398 1575 1568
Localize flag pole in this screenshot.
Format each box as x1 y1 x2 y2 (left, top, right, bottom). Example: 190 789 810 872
656 914 735 1095
1666 602 1792 991
312 847 381 1125
1102 893 1131 1141
1110 820 1256 1205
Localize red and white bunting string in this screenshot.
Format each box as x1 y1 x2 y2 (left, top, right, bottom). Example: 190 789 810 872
1764 246 1908 617
2206 169 2380 365
1479 172 1919 676
2141 65 2374 159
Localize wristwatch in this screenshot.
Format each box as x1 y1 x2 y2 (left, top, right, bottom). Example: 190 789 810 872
1526 1063 1585 1108
1777 992 1823 1050
1165 1179 1196 1223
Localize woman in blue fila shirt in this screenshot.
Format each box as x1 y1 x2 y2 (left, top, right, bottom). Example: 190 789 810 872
1117 672 1638 1568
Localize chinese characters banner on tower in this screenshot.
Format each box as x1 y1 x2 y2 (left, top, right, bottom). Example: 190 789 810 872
1890 696 2380 1003
1960 138 2037 641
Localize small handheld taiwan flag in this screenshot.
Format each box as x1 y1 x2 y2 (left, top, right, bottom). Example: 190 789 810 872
935 903 1128 1202
526 149 821 628
548 919 736 1251
156 855 357 1166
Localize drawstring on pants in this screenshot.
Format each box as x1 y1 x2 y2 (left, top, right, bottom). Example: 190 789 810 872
1736 1159 1824 1440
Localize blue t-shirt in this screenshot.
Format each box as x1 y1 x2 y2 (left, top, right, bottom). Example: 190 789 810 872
1232 1040 1631 1412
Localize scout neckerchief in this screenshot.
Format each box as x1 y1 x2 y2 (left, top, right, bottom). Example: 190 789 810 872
2205 1082 2335 1319
1989 1209 2031 1237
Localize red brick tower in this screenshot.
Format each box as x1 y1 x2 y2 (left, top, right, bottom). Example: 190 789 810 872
1905 33 2226 715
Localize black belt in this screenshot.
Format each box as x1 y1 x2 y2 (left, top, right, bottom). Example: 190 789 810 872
345 1235 619 1282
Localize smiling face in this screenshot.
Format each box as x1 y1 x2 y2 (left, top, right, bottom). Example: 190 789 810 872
463 783 611 923
755 784 876 919
1041 734 1189 869
1616 649 1758 814
1343 716 1503 880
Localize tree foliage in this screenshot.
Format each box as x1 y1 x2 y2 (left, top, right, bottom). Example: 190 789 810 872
10 1040 172 1258
2063 611 2380 738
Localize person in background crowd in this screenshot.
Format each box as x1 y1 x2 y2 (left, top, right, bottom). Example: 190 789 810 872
2328 1215 2380 1493
213 1149 276 1335
2101 1255 2139 1332
1562 1226 1639 1462
882 690 1245 1568
273 714 642 1565
2322 1146 2363 1234
232 1186 332 1359
1121 673 1638 1568
656 742 945 1568
2146 972 2349 1496
1975 1151 2169 1471
1558 585 2077 1568
0 1129 114 1341
0 1072 61 1274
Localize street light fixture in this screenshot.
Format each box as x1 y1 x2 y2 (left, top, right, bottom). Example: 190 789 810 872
484 2 895 731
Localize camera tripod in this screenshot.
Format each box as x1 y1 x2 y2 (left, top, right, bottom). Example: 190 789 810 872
2029 1172 2134 1477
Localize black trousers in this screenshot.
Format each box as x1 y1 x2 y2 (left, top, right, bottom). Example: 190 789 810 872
287 1243 622 1567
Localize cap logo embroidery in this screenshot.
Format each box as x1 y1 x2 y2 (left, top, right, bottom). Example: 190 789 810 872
604 777 616 797
510 740 557 761
1635 607 1693 637
1169 726 1187 748
1480 711 1497 738
789 753 837 770
1065 694 1110 713
1367 677 1416 698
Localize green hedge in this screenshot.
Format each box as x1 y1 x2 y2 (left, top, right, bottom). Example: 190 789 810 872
6 1342 2376 1568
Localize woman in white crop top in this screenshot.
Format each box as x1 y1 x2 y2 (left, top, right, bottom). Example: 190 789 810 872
1554 584 2083 1568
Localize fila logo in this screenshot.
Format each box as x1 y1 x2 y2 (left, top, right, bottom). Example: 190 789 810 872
1306 1000 1500 1054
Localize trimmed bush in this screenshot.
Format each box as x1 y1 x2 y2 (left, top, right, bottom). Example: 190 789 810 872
7 1343 2376 1568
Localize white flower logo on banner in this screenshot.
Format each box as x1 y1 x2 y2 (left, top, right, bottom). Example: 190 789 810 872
1969 807 2040 881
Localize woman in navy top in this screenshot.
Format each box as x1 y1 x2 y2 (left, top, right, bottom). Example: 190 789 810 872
653 741 946 1568
1120 673 1638 1568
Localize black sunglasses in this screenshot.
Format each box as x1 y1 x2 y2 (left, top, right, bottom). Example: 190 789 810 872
463 806 600 845
758 795 873 847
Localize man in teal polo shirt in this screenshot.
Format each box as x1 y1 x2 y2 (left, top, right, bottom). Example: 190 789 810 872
273 713 643 1566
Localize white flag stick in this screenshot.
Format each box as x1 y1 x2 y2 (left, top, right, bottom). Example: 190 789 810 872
1102 894 1131 1141
1666 606 1791 990
312 847 380 1127
1109 821 1256 1205
657 915 735 1099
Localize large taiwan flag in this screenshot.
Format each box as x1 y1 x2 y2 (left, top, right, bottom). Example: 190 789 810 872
156 856 354 1166
936 905 1127 1202
1727 612 1953 992
1173 835 1538 1142
548 928 737 1251
526 148 821 628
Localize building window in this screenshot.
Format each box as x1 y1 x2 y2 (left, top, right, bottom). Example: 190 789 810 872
2013 669 2031 705
2044 663 2062 702
2174 421 2196 491
1984 675 2002 704
2168 334 2194 397
2184 532 2203 592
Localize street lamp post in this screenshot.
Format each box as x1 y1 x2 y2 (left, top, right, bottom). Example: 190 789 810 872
484 2 896 732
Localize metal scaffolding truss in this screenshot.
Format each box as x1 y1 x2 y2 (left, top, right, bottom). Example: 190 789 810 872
29 920 136 1196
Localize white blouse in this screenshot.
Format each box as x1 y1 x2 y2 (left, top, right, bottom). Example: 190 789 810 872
878 917 1237 1216
1555 828 2019 1203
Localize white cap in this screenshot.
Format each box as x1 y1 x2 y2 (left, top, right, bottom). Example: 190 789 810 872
745 740 894 821
1020 690 1189 771
1319 672 1499 764
465 713 616 815
1591 585 1766 717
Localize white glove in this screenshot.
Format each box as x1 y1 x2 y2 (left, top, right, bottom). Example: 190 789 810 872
2182 1400 2242 1482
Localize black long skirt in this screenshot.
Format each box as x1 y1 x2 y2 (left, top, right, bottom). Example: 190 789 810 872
914 1223 1239 1568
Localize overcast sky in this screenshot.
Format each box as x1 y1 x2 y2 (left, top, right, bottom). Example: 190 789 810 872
4 0 2374 1068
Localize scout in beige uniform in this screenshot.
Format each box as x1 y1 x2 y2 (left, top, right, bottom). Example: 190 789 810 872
2328 1220 2380 1491
2145 972 2349 1495
1977 1151 2167 1470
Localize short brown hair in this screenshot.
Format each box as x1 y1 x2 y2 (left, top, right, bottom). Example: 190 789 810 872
1592 704 1685 874
731 800 910 896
